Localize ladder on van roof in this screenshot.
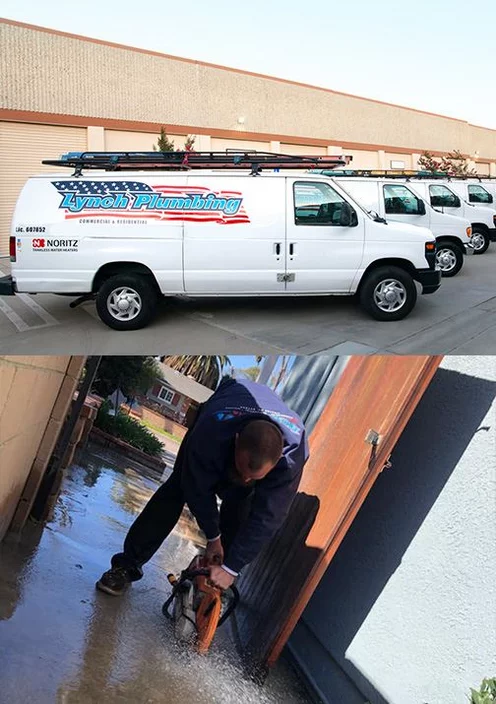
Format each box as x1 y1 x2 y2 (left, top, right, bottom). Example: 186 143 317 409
42 151 352 177
311 169 496 181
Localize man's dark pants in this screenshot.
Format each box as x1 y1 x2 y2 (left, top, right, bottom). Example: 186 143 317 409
111 429 251 580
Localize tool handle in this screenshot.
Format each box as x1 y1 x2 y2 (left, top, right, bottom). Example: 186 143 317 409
183 568 211 579
218 585 240 626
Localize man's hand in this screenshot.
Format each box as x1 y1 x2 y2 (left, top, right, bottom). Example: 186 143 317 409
204 537 224 565
209 565 235 590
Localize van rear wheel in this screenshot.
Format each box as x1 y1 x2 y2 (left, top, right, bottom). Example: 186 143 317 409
436 242 463 277
96 274 159 330
359 266 417 321
471 228 490 255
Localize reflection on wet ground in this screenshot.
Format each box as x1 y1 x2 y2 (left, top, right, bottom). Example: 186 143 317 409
0 445 311 704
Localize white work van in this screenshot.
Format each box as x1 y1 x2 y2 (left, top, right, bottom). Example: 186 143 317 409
404 179 496 254
473 179 496 204
331 177 473 277
448 179 496 213
0 152 441 329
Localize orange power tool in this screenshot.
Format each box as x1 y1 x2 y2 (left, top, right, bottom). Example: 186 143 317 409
162 555 239 654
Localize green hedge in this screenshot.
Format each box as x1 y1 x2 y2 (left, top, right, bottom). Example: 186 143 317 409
95 403 164 458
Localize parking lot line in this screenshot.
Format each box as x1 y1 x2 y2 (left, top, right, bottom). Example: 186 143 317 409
16 293 58 327
0 297 30 332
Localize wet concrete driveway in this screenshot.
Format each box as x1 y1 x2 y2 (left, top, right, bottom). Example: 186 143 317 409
0 446 312 704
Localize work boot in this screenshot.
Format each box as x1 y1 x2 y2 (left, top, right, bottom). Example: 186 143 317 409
96 566 132 596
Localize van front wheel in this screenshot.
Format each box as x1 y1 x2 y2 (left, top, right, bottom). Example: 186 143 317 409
359 266 417 321
471 228 490 255
435 242 463 277
96 274 159 330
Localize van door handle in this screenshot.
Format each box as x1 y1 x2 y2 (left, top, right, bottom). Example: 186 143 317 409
289 243 295 256
274 242 281 256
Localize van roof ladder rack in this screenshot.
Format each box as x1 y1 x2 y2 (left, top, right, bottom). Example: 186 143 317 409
42 150 352 177
311 168 496 181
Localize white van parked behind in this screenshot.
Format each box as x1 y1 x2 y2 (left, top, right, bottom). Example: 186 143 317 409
0 151 441 330
453 180 496 209
472 179 496 205
405 178 496 254
330 177 473 277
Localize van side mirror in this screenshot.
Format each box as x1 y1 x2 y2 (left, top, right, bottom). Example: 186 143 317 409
416 198 426 215
453 195 461 208
340 202 358 227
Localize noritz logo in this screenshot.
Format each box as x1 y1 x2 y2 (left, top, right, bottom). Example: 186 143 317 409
32 238 79 252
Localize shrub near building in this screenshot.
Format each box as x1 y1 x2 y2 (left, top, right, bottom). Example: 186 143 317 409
95 401 164 457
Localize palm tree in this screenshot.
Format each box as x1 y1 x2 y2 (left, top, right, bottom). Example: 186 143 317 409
160 356 233 390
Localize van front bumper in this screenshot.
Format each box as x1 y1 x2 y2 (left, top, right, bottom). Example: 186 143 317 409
0 275 15 296
414 268 442 295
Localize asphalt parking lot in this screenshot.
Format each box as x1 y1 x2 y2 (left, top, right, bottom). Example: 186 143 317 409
0 251 495 355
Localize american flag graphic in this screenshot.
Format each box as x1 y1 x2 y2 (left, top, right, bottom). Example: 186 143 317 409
51 180 251 224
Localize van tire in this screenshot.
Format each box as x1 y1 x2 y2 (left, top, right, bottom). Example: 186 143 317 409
471 227 490 255
359 266 417 321
96 274 159 330
435 242 464 277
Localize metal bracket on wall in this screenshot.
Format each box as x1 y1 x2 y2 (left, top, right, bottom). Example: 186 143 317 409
380 455 393 473
365 429 381 446
366 429 382 470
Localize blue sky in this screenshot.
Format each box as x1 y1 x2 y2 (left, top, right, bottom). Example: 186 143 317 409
2 0 495 129
227 356 259 371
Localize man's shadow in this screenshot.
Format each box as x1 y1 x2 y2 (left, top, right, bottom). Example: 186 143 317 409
229 490 321 681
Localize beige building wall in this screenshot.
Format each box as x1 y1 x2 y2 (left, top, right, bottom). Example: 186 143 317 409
0 356 85 540
105 129 189 151
344 150 380 169
386 152 413 169
1 19 496 160
1 19 495 252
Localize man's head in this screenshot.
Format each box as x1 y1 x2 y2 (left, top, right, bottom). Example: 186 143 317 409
232 420 284 486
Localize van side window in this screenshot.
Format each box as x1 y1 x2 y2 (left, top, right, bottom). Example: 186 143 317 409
294 182 349 226
467 184 493 204
383 184 423 215
429 184 459 208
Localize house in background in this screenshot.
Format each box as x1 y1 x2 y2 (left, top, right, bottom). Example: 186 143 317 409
143 363 213 425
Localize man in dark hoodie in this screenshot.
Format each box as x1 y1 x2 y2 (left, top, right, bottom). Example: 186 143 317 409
96 377 309 595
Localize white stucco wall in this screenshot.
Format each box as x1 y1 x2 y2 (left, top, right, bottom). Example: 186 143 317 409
289 356 496 704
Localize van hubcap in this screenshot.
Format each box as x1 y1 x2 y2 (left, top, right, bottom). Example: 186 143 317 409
436 248 456 271
107 287 142 320
374 279 407 312
471 233 485 251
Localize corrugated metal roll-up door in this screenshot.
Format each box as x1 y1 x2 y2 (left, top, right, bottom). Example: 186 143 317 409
280 143 327 155
210 138 270 152
0 122 87 254
475 162 490 176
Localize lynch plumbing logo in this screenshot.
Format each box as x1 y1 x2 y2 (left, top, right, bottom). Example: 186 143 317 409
51 180 251 224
